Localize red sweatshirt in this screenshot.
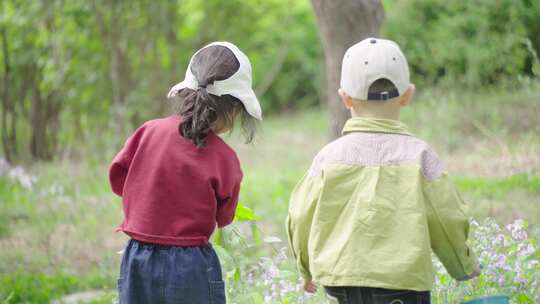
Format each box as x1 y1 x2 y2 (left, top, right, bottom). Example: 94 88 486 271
109 115 242 246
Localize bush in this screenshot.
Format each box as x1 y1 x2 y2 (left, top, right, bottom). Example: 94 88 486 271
384 0 540 87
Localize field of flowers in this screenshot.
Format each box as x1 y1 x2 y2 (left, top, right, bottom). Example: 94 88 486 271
214 218 540 303
1 86 539 303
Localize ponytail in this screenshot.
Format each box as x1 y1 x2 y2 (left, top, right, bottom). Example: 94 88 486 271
177 85 219 147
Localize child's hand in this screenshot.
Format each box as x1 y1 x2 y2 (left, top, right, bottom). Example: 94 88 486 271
459 264 482 281
468 264 482 279
303 279 318 293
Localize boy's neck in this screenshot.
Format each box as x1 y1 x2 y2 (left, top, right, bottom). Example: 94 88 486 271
349 99 402 121
350 107 401 121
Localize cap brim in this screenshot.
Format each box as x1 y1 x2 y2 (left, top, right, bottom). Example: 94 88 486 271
167 81 187 98
233 89 262 120
167 78 198 98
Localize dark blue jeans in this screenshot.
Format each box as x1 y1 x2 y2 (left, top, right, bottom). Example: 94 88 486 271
324 286 430 304
118 239 225 304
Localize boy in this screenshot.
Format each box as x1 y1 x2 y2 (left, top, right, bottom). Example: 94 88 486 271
286 38 480 304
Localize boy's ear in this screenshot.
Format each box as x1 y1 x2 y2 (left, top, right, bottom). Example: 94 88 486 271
338 88 353 109
399 84 415 107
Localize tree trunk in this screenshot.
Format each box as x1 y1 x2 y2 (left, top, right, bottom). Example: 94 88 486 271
30 87 61 160
311 0 384 139
29 5 64 161
0 26 19 162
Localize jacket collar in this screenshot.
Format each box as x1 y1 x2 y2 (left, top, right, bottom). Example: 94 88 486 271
342 117 413 136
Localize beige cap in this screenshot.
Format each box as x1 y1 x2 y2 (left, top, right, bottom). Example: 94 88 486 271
340 38 410 101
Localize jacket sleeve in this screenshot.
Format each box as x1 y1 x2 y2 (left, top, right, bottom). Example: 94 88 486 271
424 172 479 280
215 169 242 228
286 171 322 281
109 126 145 197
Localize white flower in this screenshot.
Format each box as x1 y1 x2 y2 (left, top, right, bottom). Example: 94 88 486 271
8 166 37 190
0 158 9 175
263 236 282 244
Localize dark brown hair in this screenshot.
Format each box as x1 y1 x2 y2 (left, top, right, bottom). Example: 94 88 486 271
175 45 256 147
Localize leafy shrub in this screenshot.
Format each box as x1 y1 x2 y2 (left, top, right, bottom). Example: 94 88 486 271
384 0 540 87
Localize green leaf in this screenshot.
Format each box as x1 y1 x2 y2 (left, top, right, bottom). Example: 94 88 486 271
251 222 262 245
440 274 449 285
516 293 533 304
212 229 223 247
234 268 241 282
234 203 259 222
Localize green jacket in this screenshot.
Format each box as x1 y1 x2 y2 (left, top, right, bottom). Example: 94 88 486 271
286 117 478 291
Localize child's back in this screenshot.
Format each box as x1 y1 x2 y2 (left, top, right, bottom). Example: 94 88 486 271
110 115 242 245
109 41 261 304
287 38 479 304
292 118 471 289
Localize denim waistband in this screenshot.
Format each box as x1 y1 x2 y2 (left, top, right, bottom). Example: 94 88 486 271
129 238 213 250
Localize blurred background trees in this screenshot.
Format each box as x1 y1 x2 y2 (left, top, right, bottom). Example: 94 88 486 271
0 0 539 162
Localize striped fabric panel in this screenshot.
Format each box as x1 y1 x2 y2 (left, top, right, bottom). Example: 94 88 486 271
308 132 444 181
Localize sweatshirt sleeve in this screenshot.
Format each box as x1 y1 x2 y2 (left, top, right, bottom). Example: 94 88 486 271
423 156 479 280
215 169 242 228
109 126 145 197
286 171 322 281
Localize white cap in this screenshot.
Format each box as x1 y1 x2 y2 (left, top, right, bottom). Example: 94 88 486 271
340 38 410 101
167 41 262 120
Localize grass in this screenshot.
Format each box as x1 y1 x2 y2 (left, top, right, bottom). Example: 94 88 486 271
0 273 114 304
455 174 540 195
1 83 540 303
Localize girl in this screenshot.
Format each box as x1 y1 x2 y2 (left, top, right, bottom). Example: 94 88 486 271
109 42 262 304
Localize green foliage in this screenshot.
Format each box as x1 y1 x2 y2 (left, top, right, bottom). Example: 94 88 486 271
2 0 540 161
384 0 540 87
455 174 540 197
0 0 323 161
0 273 112 304
235 204 259 221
